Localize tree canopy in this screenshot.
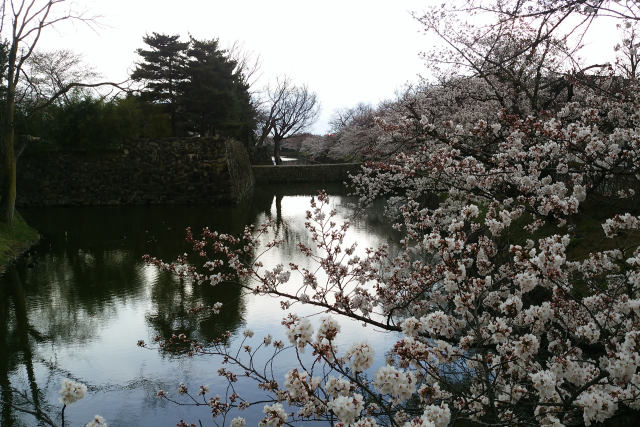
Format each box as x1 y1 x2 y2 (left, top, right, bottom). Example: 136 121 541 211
182 37 255 141
131 33 256 144
131 32 189 136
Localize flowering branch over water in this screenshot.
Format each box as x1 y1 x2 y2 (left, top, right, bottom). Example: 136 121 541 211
144 72 640 426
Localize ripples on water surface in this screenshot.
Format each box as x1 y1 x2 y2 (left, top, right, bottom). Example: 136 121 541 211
0 183 400 426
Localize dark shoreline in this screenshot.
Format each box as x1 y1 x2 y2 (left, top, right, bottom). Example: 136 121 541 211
0 214 40 277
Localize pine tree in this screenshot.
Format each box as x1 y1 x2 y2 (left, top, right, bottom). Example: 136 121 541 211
131 33 189 136
182 37 255 143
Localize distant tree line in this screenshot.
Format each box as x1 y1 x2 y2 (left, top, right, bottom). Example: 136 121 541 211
3 31 319 157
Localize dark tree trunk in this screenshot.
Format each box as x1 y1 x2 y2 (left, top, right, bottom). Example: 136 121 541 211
273 136 282 165
1 43 17 228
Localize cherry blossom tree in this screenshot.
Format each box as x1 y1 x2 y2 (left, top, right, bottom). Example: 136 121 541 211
142 2 640 426
146 74 640 425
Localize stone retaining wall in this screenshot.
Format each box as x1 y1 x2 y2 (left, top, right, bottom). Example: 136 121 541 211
17 137 254 206
252 163 361 184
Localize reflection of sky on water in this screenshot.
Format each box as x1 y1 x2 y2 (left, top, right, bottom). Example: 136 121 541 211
248 194 399 347
1 189 401 426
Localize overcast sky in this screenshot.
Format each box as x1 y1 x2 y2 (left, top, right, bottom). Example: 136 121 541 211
36 0 437 134
36 0 620 134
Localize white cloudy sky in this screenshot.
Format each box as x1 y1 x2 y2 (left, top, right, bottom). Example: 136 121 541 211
36 0 621 134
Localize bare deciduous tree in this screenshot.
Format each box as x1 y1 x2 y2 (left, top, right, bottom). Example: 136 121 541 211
256 77 319 165
226 40 261 91
1 0 82 226
328 102 374 134
19 49 99 105
1 0 124 226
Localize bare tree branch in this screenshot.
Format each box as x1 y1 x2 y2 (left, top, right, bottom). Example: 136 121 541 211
255 77 320 164
0 0 109 226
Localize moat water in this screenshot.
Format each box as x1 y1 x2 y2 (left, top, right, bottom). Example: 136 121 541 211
0 183 400 426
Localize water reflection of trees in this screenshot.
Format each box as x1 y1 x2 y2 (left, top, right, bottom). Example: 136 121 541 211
16 248 144 346
17 202 266 347
256 187 400 265
146 274 246 350
0 183 398 424
143 186 351 349
0 200 261 423
0 267 57 426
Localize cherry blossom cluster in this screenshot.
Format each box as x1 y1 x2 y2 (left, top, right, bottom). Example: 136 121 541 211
58 379 108 426
59 379 86 406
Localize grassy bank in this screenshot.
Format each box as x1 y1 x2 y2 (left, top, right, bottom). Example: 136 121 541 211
0 212 39 274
